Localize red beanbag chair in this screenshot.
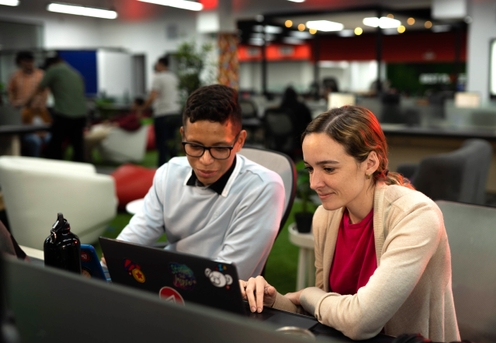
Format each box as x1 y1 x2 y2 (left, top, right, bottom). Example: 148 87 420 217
111 164 157 210
146 124 156 151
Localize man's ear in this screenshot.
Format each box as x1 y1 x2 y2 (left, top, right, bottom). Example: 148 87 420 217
238 130 247 145
179 126 184 139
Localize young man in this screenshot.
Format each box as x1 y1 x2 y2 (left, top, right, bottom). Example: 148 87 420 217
114 84 285 279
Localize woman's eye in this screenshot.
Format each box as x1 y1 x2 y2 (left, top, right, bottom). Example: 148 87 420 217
323 167 334 173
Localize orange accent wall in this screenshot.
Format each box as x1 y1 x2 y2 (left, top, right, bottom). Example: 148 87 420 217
238 44 311 61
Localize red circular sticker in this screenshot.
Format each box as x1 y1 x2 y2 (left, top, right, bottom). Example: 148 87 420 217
159 287 184 305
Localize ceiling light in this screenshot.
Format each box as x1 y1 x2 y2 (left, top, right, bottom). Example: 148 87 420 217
0 0 19 6
363 17 401 29
47 3 118 19
283 37 303 45
289 31 312 39
382 28 399 35
254 25 282 34
306 20 343 32
338 29 355 37
287 0 305 2
138 0 203 11
248 38 264 46
432 24 451 33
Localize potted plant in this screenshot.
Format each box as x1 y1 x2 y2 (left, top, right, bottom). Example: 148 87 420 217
294 160 318 233
173 41 214 107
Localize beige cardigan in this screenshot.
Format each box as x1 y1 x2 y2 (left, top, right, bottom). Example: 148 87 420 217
273 183 460 341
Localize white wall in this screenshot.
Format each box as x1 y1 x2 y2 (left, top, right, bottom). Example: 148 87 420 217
97 50 133 99
467 0 496 104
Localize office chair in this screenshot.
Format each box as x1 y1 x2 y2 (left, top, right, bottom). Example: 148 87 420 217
239 147 297 238
262 107 298 159
239 98 263 146
239 147 297 276
436 200 496 343
397 139 492 205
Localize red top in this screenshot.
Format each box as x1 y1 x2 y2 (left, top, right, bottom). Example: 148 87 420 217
329 209 377 295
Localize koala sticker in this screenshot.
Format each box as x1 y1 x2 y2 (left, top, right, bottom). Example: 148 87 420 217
205 268 233 288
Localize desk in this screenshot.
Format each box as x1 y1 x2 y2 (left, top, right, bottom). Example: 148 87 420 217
4 256 394 343
0 124 51 155
288 223 315 290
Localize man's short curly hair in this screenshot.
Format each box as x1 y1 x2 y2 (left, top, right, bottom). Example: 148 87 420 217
183 84 242 134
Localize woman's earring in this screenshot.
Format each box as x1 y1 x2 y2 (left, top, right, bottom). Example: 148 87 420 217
366 174 371 179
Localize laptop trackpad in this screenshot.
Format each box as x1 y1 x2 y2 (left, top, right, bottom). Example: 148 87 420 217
248 306 318 330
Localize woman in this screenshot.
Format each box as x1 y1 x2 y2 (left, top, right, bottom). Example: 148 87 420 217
241 106 460 342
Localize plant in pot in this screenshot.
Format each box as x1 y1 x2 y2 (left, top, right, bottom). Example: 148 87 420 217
294 160 318 233
173 40 214 107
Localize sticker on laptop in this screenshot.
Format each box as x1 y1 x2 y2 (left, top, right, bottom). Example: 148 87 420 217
205 266 233 289
123 258 146 283
168 262 196 290
159 286 185 305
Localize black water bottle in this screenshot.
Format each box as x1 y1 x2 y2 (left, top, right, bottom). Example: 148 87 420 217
44 213 82 274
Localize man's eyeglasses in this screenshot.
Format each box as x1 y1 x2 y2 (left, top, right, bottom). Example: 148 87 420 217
182 132 241 160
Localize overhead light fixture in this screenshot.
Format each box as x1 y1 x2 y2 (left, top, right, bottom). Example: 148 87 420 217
363 17 401 29
306 20 344 32
0 0 19 6
283 37 303 45
138 0 203 11
432 24 451 33
289 31 312 39
338 29 355 37
287 0 305 2
254 25 283 34
47 3 118 19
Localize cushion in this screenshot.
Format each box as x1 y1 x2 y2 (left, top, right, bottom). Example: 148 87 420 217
111 164 156 210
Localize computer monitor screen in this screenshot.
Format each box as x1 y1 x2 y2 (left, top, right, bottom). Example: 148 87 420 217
490 39 496 99
328 93 356 109
454 92 481 108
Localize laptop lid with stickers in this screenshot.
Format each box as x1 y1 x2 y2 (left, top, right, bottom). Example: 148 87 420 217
99 237 246 315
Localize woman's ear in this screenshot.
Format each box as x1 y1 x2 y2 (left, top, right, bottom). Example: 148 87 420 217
365 151 380 175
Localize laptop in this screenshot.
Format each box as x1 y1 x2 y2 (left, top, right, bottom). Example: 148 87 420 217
99 237 319 330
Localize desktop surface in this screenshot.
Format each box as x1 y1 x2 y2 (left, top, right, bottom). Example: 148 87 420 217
3 256 395 343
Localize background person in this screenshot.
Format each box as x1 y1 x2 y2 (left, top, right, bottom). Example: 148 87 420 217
143 54 181 166
241 106 460 342
29 54 88 162
7 51 51 157
109 84 285 280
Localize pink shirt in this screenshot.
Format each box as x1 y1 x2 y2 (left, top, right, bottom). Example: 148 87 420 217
329 208 377 295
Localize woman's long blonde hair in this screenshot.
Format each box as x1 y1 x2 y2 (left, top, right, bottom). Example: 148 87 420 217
302 105 413 188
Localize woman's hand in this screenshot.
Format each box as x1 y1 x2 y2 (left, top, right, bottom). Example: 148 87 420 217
284 289 303 306
239 276 277 313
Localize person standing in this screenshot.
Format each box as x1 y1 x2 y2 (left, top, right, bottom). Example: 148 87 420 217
7 51 52 157
29 55 88 162
144 55 181 167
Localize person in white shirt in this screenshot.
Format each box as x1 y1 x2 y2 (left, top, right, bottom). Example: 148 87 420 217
144 55 181 166
112 84 286 280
